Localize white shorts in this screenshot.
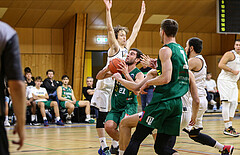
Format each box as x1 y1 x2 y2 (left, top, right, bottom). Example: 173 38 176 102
91 88 113 112
217 79 238 102
181 108 191 129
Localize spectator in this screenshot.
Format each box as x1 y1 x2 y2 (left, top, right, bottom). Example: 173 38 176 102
4 96 10 127
82 77 95 102
0 21 26 153
57 75 94 124
25 81 40 126
43 69 61 101
206 72 219 110
30 76 64 126
25 71 35 87
139 65 154 111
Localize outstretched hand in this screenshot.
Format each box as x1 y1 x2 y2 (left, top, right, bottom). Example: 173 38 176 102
12 123 25 150
140 82 149 95
112 72 122 82
103 0 112 10
141 1 146 14
117 61 128 75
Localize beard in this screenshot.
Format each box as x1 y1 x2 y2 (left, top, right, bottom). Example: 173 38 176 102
187 48 191 59
126 61 134 66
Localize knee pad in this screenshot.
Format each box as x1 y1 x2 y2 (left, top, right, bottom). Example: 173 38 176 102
183 128 200 137
96 112 107 128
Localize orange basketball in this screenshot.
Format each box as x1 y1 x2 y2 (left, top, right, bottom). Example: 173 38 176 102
108 58 125 74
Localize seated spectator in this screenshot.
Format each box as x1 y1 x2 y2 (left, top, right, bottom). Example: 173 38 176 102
25 81 40 126
24 67 34 80
57 75 94 124
30 76 64 126
82 77 95 102
43 69 61 101
25 71 35 87
206 72 219 110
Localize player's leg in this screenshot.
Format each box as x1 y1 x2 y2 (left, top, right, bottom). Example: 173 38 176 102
119 113 140 155
4 97 10 127
77 100 93 122
64 101 74 124
97 111 110 154
0 117 9 155
124 123 153 155
154 133 178 155
194 97 208 129
105 120 119 141
50 101 63 125
37 101 49 126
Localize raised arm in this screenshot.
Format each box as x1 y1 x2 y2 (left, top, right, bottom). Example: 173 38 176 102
104 0 120 56
218 51 239 75
96 66 113 80
126 1 145 49
143 47 172 87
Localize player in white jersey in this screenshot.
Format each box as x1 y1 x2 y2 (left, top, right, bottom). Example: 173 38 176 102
91 1 145 154
182 37 234 154
217 39 240 137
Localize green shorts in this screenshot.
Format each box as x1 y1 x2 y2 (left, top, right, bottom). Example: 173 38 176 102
36 101 52 109
106 103 138 126
139 97 182 136
60 101 80 108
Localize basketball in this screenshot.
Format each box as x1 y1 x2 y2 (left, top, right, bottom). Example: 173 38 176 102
108 58 125 74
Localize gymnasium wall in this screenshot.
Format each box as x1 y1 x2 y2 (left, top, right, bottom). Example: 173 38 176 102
17 28 64 81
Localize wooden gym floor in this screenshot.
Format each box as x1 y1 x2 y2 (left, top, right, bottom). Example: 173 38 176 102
7 114 240 155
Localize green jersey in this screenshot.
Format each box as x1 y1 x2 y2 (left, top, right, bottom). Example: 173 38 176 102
151 43 189 103
61 86 73 100
111 68 141 111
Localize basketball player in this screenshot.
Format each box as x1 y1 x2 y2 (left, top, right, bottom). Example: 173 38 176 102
91 0 145 154
57 75 94 124
96 48 144 155
0 21 26 154
183 37 234 154
217 39 240 137
124 19 189 155
113 69 198 155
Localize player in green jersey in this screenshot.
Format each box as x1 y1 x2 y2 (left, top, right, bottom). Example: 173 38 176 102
57 75 94 124
124 19 189 155
96 48 144 153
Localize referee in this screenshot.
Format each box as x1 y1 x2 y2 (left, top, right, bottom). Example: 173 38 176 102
0 21 26 154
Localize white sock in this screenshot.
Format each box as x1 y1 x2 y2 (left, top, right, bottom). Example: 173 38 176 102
5 116 8 121
119 150 124 155
86 114 90 119
43 117 47 120
56 117 60 121
214 141 224 151
224 122 229 129
99 137 108 149
228 121 232 127
31 115 36 121
112 140 119 148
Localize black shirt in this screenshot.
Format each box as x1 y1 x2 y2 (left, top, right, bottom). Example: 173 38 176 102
82 86 95 102
43 78 61 94
0 21 23 116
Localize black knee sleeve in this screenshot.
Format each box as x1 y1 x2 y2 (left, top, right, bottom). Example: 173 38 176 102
185 128 216 147
154 133 177 155
96 111 108 128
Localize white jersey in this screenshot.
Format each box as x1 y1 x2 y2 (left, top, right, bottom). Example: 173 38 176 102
206 79 216 92
218 50 240 82
192 55 207 97
91 47 128 112
29 87 48 102
95 47 128 90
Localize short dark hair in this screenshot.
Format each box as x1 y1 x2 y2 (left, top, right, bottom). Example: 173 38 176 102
235 39 240 42
188 37 203 53
24 67 31 73
25 71 32 75
35 76 42 81
130 48 143 65
46 69 55 75
113 25 129 39
86 77 93 80
161 19 178 37
62 75 69 80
